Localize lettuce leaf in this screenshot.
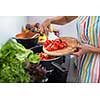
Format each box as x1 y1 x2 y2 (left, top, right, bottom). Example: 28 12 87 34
0 39 40 83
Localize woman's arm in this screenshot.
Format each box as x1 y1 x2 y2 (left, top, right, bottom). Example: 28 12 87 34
40 16 78 33
89 46 100 54
50 16 78 25
73 44 100 57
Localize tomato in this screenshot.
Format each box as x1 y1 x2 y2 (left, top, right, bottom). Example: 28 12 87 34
55 38 62 44
46 43 52 51
53 45 58 50
40 52 55 60
46 40 52 44
44 42 48 47
59 43 64 49
54 41 59 46
44 38 68 51
50 44 54 51
44 40 52 47
50 44 58 50
61 42 68 47
40 55 45 60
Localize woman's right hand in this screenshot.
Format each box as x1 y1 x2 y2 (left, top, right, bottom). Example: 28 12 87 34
40 19 52 35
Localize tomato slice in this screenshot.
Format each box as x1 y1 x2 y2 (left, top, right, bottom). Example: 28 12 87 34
40 52 55 60
53 45 58 50
61 42 68 47
55 38 62 44
46 43 53 51
51 44 58 50
59 43 64 49
44 40 52 47
44 42 48 47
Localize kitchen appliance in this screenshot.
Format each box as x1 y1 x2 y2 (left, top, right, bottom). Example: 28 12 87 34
31 45 68 83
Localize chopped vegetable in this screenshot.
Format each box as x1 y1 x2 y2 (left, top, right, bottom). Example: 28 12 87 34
44 38 68 51
40 53 55 60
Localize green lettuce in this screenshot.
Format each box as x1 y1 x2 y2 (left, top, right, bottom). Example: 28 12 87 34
0 39 40 83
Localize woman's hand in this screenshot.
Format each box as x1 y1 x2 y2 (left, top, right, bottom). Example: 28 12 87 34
40 19 51 34
40 16 78 34
72 44 94 57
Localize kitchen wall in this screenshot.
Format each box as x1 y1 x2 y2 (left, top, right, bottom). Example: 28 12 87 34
27 16 78 38
0 16 27 47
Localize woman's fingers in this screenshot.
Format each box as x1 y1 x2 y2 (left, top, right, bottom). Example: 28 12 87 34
39 25 44 33
73 50 83 57
72 45 83 57
40 19 51 34
73 51 81 57
72 45 82 49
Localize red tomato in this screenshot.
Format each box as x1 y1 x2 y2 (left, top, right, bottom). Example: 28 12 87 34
61 42 68 47
53 45 58 50
44 42 48 47
51 44 58 50
44 40 52 47
54 41 59 46
50 44 54 51
55 38 62 44
44 38 68 51
59 43 64 49
44 56 48 60
40 55 45 60
46 43 52 51
47 40 52 44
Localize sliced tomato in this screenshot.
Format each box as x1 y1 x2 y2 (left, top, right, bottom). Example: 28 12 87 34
61 42 68 47
59 43 64 49
55 38 62 44
51 44 58 50
53 45 58 50
44 38 68 51
47 40 52 44
40 55 45 60
44 40 52 47
40 52 55 60
44 42 48 47
46 43 52 51
54 41 59 46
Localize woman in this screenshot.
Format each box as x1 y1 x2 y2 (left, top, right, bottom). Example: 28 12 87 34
40 16 100 83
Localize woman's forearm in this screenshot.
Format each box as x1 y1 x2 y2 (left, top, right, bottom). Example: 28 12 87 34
90 46 100 54
86 44 100 54
50 16 78 25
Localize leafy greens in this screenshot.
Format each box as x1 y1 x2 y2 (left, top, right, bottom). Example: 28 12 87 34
0 39 40 83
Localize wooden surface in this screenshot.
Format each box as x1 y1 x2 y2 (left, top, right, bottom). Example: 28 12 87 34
43 37 80 56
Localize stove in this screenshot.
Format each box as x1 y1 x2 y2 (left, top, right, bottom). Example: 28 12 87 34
31 45 70 83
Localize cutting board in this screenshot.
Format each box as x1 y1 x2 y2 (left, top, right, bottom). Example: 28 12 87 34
43 37 80 56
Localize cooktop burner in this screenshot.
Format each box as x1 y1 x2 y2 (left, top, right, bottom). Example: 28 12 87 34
30 45 70 83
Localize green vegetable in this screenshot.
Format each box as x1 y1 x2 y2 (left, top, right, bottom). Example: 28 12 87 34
0 39 40 83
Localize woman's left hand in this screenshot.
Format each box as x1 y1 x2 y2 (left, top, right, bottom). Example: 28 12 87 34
72 44 93 57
